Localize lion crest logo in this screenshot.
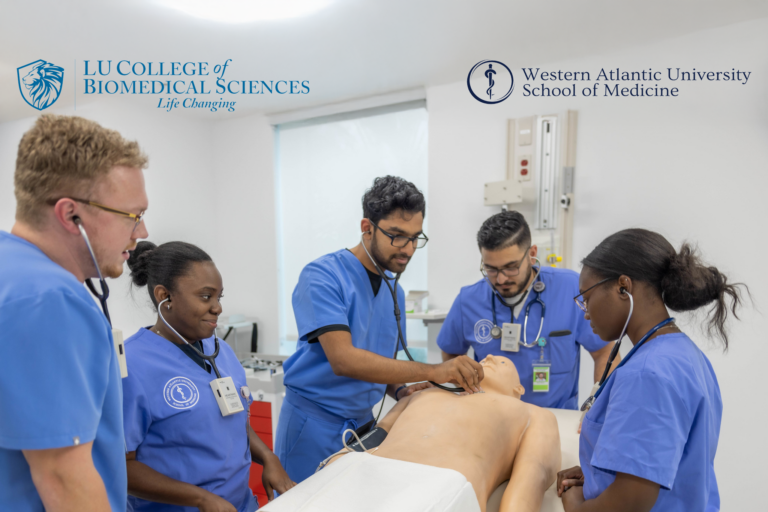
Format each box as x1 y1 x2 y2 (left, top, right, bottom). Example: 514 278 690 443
17 60 64 111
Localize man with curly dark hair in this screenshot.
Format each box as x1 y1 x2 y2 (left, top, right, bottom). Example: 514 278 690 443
275 176 485 484
437 210 616 411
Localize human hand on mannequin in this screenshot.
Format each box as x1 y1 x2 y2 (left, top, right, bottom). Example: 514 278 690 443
262 454 296 500
397 381 433 399
429 355 485 393
557 466 584 497
561 485 585 511
196 490 237 512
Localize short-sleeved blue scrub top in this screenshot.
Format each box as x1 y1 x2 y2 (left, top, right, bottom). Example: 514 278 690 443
122 328 257 512
0 231 127 512
437 266 609 409
580 332 722 511
283 249 406 420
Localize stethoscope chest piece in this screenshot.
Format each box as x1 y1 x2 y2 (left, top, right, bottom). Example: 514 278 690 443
491 325 502 339
533 281 546 293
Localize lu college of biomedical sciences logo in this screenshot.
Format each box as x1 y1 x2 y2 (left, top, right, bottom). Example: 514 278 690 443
17 59 64 110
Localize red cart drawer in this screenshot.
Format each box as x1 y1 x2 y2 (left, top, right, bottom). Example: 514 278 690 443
251 401 272 418
251 416 272 435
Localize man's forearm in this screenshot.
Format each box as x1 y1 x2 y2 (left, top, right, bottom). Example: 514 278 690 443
24 443 110 512
441 351 461 362
334 346 434 384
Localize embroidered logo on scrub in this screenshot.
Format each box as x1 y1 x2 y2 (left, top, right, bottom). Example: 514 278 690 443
474 319 495 344
164 376 200 409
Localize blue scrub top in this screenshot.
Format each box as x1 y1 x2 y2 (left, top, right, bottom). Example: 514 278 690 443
284 249 406 420
437 266 608 409
122 328 255 512
0 231 126 512
580 333 722 511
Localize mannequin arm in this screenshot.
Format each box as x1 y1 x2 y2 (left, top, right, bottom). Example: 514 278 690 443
500 408 561 512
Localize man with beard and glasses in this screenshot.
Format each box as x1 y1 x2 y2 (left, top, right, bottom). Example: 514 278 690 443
275 176 485 483
438 211 617 410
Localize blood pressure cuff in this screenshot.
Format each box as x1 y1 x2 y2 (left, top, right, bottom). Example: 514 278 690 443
345 426 388 452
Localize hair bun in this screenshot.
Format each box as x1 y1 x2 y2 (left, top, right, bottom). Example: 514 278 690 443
661 244 722 312
127 241 157 287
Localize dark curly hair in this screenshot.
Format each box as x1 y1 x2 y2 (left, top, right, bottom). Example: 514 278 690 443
362 176 425 224
127 241 212 308
476 210 531 251
582 228 747 350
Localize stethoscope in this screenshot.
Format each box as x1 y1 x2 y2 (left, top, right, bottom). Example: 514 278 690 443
483 259 546 348
157 298 224 379
74 217 112 326
360 232 466 394
580 288 676 412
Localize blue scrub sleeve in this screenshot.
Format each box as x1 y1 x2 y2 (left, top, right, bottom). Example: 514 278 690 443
293 263 349 339
591 369 692 489
0 290 111 450
436 292 469 355
576 308 610 352
122 373 152 452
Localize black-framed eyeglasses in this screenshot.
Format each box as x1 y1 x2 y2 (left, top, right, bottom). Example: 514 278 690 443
370 220 428 249
573 277 614 313
480 246 532 279
47 197 145 233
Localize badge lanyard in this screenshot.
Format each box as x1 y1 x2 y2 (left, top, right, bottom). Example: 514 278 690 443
532 337 550 392
580 317 676 412
158 299 245 417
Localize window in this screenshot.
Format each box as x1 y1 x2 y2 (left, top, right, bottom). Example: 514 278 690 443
275 105 428 354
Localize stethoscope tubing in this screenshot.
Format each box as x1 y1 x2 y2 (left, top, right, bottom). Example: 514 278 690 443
158 298 222 379
487 262 545 348
76 219 113 326
360 236 466 393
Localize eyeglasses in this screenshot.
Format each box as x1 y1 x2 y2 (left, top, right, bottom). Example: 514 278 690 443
480 246 532 279
573 277 614 312
48 197 145 232
370 220 428 249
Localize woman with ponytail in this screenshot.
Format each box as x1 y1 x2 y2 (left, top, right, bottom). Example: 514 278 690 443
122 241 294 512
556 229 745 512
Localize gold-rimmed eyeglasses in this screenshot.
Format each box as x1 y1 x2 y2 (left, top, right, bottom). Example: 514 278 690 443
48 197 145 232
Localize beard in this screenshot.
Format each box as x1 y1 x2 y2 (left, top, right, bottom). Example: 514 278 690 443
496 263 533 298
371 234 411 274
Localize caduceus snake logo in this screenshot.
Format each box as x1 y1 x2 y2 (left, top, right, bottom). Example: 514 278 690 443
485 64 497 99
17 60 64 111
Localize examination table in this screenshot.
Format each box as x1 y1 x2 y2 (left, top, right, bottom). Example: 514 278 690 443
262 408 581 512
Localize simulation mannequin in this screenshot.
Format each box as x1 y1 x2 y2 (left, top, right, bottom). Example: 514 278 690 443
266 355 561 512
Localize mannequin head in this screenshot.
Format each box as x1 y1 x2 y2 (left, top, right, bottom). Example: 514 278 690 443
479 354 525 398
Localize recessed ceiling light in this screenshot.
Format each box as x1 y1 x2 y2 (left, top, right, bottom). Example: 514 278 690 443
160 0 334 23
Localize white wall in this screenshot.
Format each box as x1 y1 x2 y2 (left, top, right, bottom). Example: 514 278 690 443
211 114 280 354
426 17 768 509
0 106 281 353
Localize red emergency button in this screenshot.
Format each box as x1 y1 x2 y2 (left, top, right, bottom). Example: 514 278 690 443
521 159 529 166
521 168 529 176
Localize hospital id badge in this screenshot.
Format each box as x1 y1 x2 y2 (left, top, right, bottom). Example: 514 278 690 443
210 376 245 416
501 323 520 352
532 361 551 392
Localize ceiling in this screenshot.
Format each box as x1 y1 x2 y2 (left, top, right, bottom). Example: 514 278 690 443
1 0 766 122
